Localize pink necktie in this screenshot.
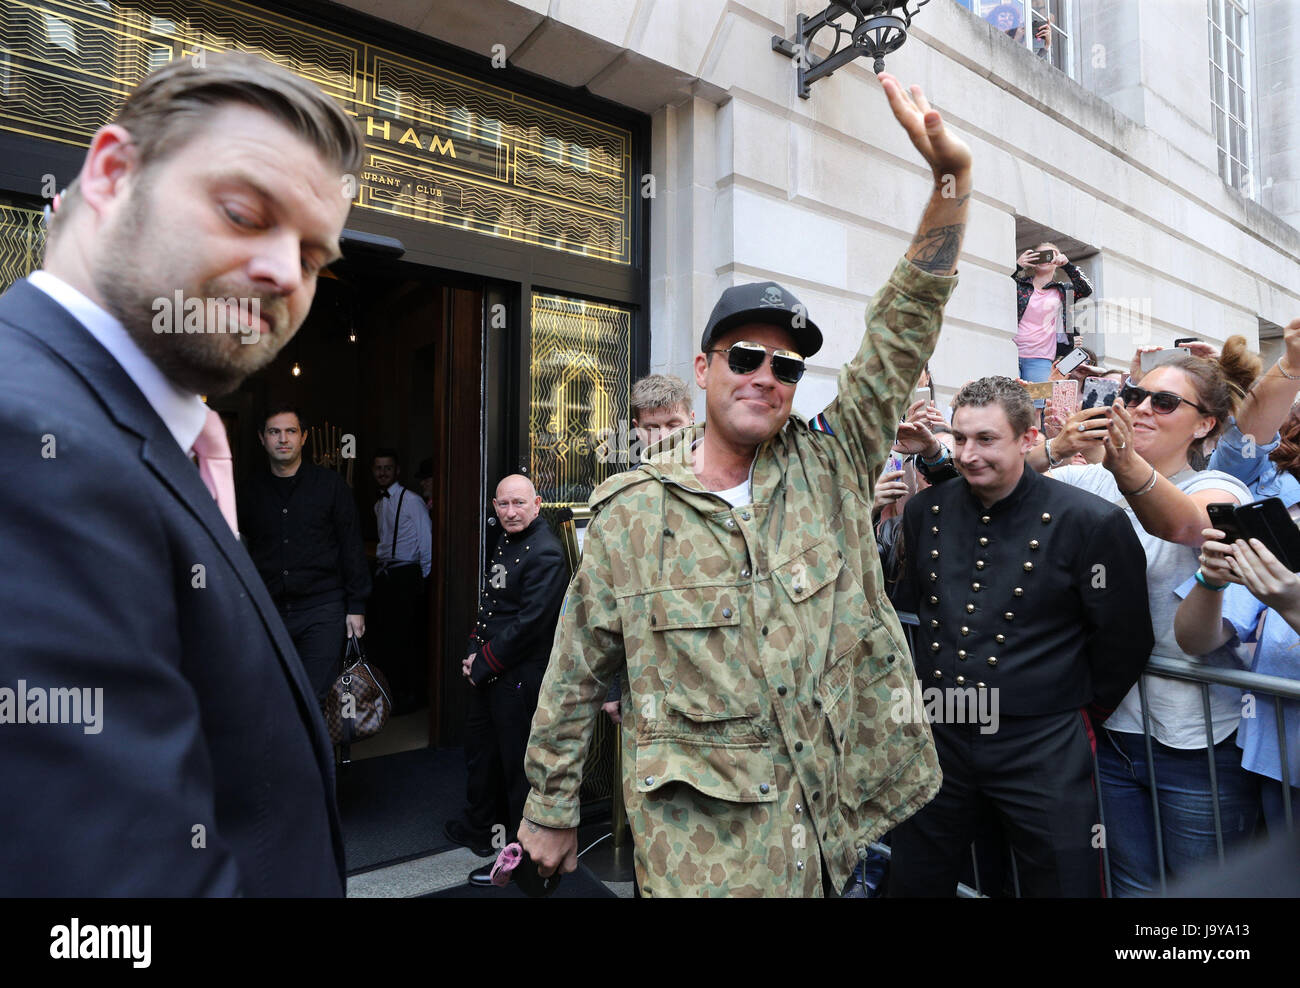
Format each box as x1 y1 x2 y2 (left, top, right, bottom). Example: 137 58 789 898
193 408 239 537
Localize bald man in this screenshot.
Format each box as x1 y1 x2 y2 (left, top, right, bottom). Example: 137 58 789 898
445 474 571 885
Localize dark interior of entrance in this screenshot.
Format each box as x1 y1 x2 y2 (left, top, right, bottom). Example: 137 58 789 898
211 254 485 751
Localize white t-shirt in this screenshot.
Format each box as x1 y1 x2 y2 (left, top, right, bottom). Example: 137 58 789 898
690 437 754 507
711 480 751 508
1050 464 1252 748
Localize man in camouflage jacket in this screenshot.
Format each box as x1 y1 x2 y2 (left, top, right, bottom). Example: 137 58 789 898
518 74 973 896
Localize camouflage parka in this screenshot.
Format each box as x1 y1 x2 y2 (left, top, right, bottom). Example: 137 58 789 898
524 258 956 896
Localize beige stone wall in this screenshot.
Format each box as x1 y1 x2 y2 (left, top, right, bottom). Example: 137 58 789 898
339 0 1300 419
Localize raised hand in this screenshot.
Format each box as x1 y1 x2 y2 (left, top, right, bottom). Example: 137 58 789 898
878 73 972 181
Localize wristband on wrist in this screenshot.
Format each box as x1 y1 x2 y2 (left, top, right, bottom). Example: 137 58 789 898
1194 568 1229 592
919 445 949 466
1120 466 1159 497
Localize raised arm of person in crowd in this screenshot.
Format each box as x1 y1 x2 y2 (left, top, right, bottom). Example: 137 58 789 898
1026 404 1110 472
808 73 969 496
1227 318 1300 456
1179 527 1300 655
1174 527 1248 655
894 397 959 483
1056 249 1093 301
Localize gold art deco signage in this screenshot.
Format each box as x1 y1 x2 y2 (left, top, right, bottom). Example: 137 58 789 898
0 0 634 264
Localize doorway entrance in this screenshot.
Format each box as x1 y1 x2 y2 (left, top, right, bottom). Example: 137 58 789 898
215 252 488 751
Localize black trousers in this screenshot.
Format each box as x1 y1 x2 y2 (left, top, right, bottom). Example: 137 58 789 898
462 661 545 840
368 563 426 712
890 709 1103 897
279 599 346 704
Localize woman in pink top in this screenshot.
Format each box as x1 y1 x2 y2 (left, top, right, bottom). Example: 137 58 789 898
1012 242 1093 382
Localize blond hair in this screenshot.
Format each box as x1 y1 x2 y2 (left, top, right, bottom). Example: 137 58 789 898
631 374 693 419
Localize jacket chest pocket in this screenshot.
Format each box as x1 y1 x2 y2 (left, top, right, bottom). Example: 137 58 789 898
773 540 872 666
629 585 759 721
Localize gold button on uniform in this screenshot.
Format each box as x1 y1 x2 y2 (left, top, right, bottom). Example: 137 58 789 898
957 649 967 659
995 634 1006 644
975 560 985 570
965 603 975 613
1004 612 1014 620
956 676 966 685
972 582 981 591
1041 513 1052 523
929 595 939 605
1029 539 1040 549
930 549 940 559
979 537 989 547
931 526 939 535
1013 587 1024 597
931 505 940 515
1023 562 1034 572
931 642 940 652
987 656 998 667
960 626 969 636
933 670 943 680
930 619 939 629
981 515 991 524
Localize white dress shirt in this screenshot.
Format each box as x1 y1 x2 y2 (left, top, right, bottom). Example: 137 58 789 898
375 481 432 578
26 271 208 455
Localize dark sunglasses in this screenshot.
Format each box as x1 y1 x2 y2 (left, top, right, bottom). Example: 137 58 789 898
708 340 806 385
1120 384 1210 416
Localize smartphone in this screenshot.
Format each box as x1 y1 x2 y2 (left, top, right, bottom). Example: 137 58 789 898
1236 498 1300 571
1206 502 1245 545
1140 348 1185 374
1174 337 1201 348
1080 377 1121 411
915 386 933 407
1056 347 1090 376
1051 379 1080 418
1031 249 1055 264
901 458 919 496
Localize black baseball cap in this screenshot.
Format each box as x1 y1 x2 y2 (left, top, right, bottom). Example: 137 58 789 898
700 281 823 358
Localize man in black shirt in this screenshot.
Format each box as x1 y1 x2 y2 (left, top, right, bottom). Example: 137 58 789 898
890 377 1152 897
239 405 371 702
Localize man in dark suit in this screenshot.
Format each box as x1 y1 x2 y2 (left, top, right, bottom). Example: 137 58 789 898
0 53 363 895
443 474 569 886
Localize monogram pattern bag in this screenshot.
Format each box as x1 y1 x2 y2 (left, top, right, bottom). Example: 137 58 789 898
323 635 392 745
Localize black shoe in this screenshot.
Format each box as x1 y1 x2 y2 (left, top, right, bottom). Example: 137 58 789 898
468 863 494 888
444 819 495 857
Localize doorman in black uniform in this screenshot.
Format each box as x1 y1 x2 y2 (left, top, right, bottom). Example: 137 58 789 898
444 473 569 886
891 377 1152 897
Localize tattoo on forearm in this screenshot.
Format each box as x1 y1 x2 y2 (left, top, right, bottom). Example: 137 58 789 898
909 223 964 274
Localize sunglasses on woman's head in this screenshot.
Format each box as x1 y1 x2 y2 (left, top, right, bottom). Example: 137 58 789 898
708 340 806 385
1120 385 1209 416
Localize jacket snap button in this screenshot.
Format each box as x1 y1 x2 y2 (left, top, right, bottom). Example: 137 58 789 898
645 776 655 786
759 783 770 794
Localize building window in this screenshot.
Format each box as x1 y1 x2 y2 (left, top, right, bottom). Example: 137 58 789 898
967 1 1075 78
1208 0 1253 194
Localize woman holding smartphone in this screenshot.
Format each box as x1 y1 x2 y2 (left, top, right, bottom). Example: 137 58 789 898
1177 318 1300 834
1012 243 1093 383
1030 340 1262 895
